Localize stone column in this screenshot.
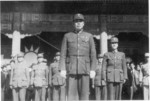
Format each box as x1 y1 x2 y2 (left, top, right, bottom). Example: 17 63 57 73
12 30 21 56
100 31 108 55
100 15 108 55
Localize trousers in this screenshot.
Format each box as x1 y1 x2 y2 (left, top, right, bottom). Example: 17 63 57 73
143 85 150 100
67 75 90 100
95 86 107 100
53 85 66 101
35 87 46 101
12 88 26 101
107 82 123 100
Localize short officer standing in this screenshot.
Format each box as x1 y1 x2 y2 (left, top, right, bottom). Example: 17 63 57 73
102 37 128 100
10 52 30 101
59 13 97 100
139 53 150 100
49 52 66 101
30 53 49 101
94 54 107 100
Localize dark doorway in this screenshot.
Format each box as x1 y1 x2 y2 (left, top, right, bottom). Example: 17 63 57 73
112 32 148 64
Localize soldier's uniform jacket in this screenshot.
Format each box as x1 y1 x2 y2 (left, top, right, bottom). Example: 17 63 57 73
139 63 149 86
59 30 97 74
49 61 65 86
31 63 48 87
94 61 106 86
102 51 127 83
11 61 29 88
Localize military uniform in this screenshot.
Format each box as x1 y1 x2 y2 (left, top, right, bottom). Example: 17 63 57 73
10 52 29 101
49 59 66 101
31 58 49 101
1 69 6 101
94 54 107 100
59 14 96 100
102 37 127 100
139 53 150 100
123 64 134 100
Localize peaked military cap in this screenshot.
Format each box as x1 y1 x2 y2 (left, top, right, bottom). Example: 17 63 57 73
56 52 60 56
37 53 44 58
145 53 149 57
110 37 119 43
17 52 24 58
73 13 84 21
98 54 103 58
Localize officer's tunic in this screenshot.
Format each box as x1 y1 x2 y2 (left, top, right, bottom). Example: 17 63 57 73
140 63 150 100
32 63 48 87
94 61 107 100
31 62 48 101
59 30 96 100
49 61 66 101
11 61 29 88
102 51 127 100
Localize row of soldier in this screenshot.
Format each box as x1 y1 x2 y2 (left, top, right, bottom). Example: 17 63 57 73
1 51 149 101
1 13 150 101
1 52 66 101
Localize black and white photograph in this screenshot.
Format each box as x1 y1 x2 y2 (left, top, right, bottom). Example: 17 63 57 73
1 0 149 101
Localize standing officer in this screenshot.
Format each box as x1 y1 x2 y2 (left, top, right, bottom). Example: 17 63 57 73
102 37 128 100
30 53 49 101
94 54 107 100
10 52 30 101
139 53 150 100
49 52 66 101
59 13 97 100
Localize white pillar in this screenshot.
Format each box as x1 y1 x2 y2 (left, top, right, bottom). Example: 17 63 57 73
100 15 108 55
100 31 108 55
12 30 21 56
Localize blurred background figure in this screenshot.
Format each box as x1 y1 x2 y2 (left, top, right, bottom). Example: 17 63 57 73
1 64 7 101
94 54 107 100
139 53 150 100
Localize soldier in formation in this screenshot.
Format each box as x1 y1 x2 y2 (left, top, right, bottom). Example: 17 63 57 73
10 52 30 101
49 52 66 101
30 53 49 101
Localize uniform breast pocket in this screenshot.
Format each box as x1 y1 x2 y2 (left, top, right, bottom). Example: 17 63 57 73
116 57 122 63
107 70 114 82
68 39 75 46
81 38 89 46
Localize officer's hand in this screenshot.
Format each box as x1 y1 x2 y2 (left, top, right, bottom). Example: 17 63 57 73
123 79 126 83
92 84 95 88
10 85 13 89
60 70 66 78
90 71 96 79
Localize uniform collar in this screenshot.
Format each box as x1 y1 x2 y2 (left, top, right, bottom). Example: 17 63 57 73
74 29 83 34
112 49 118 54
